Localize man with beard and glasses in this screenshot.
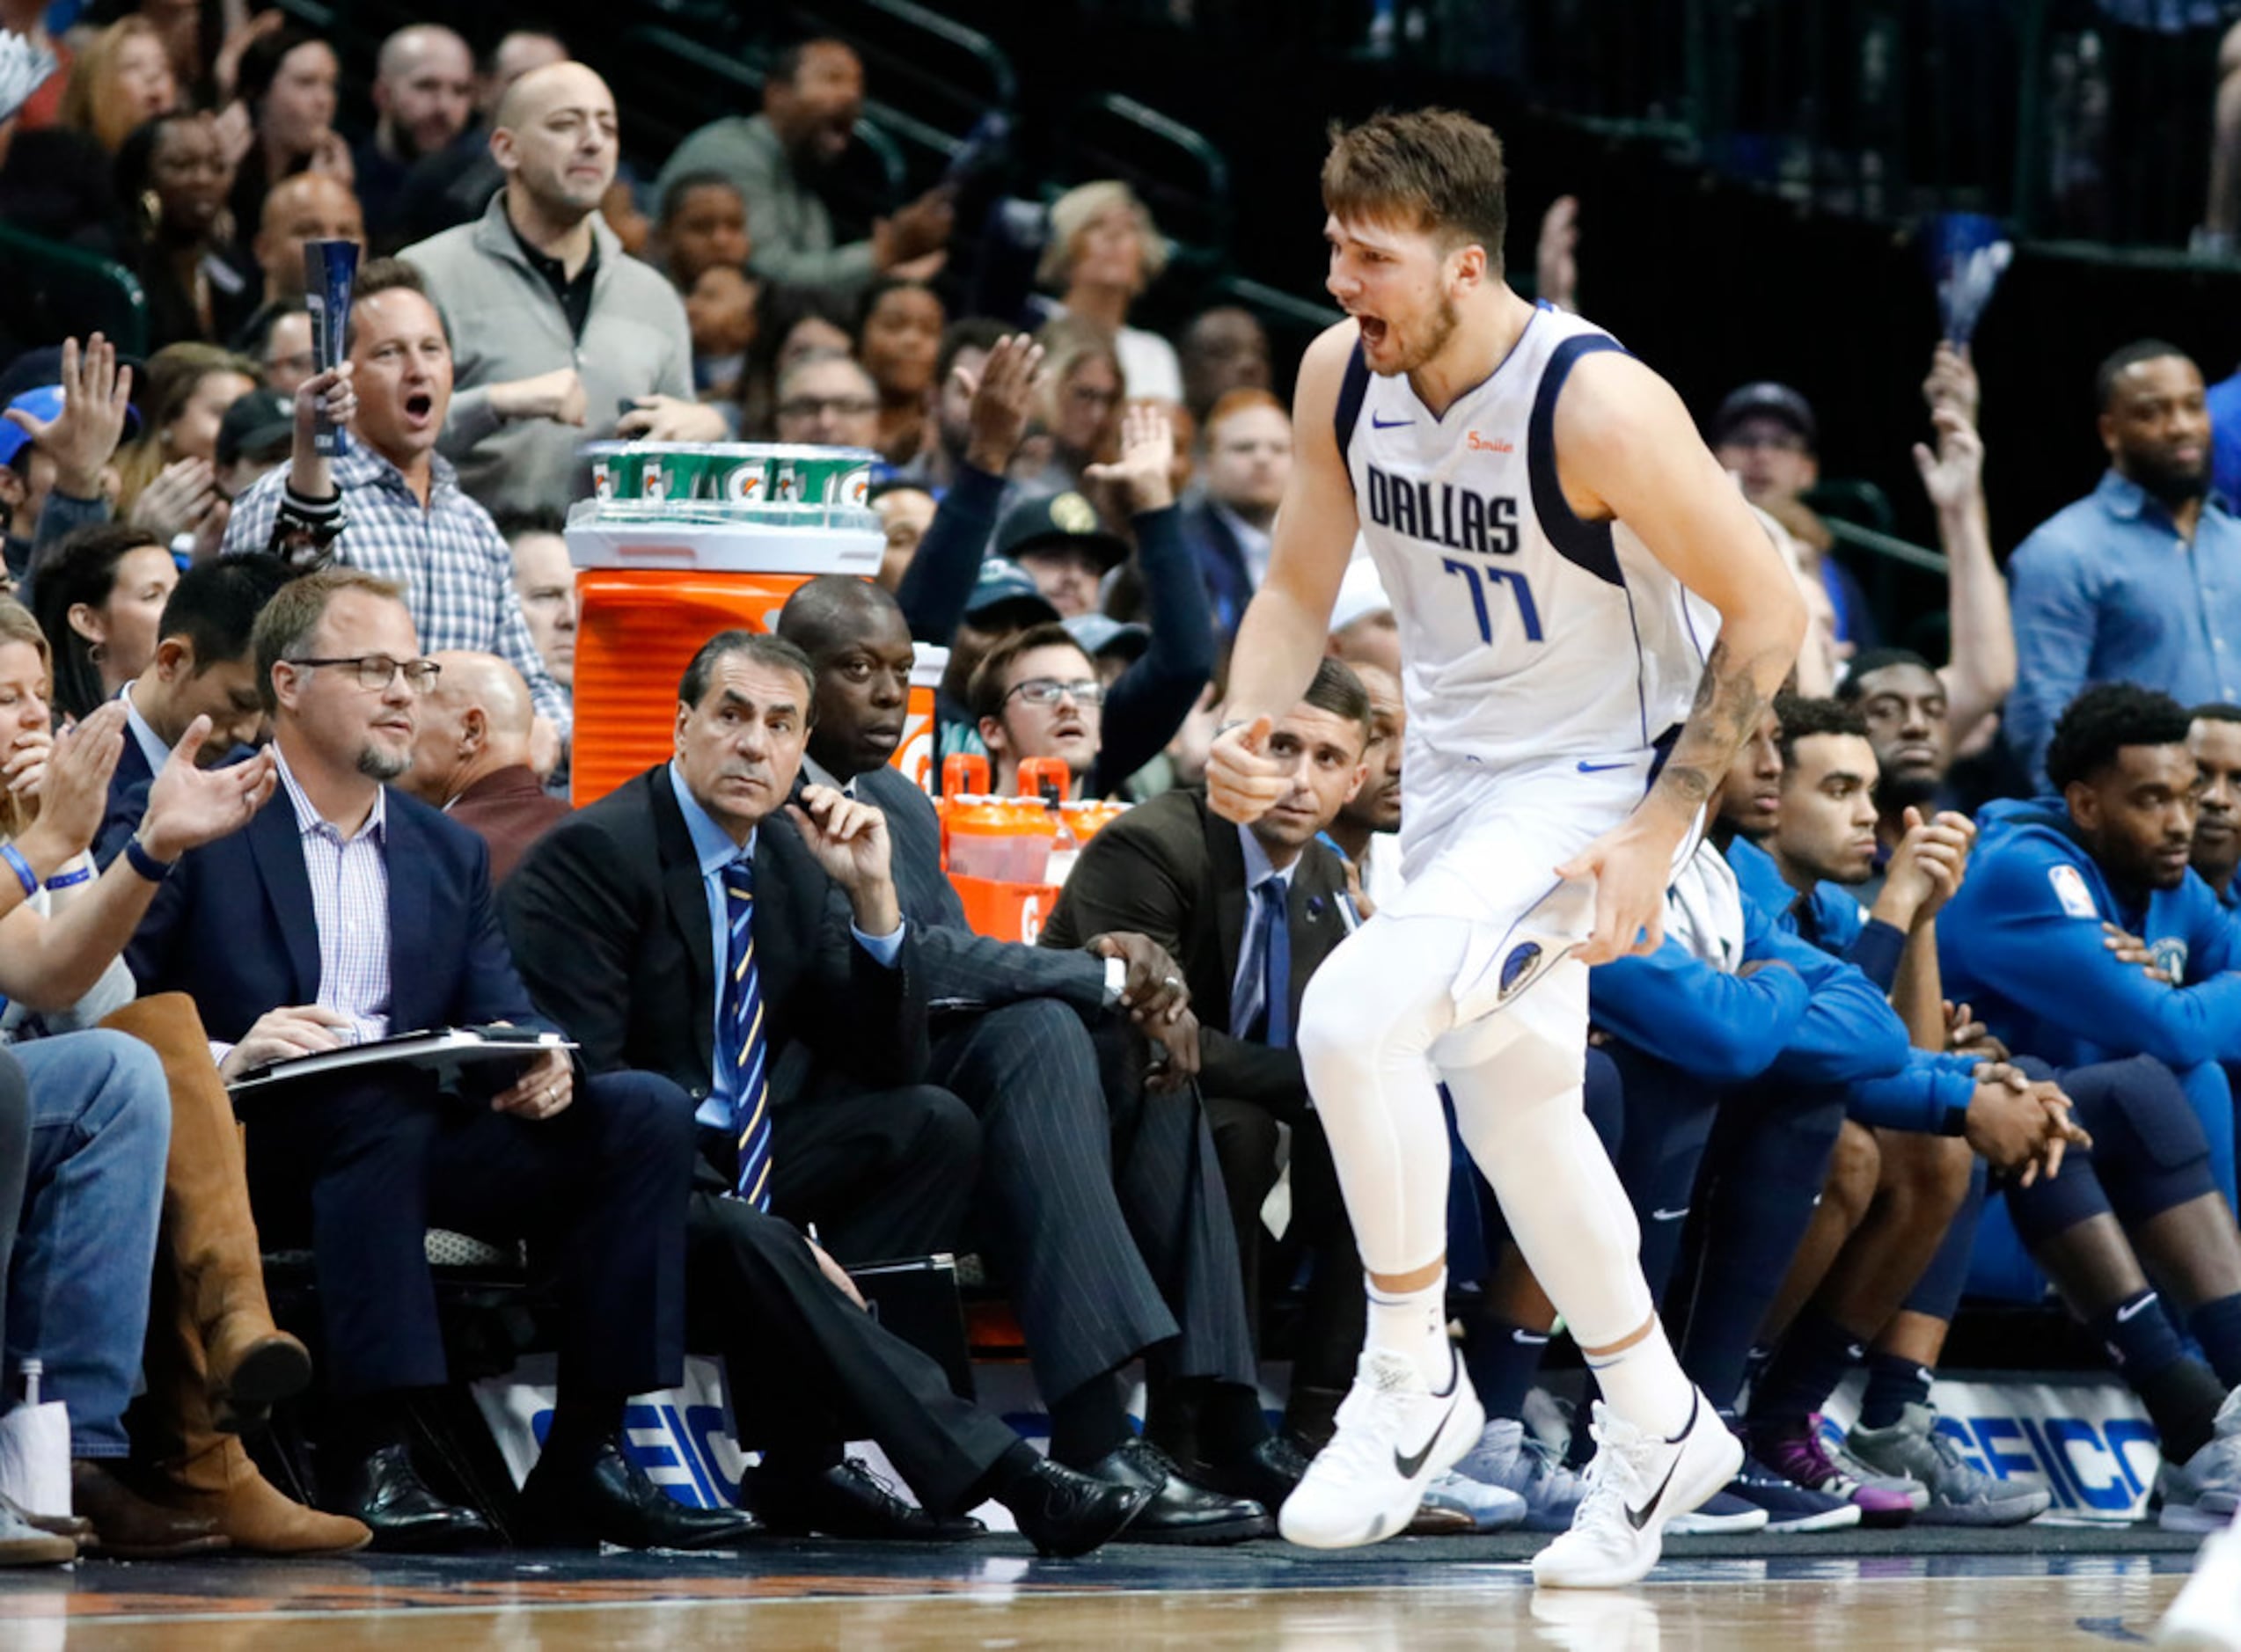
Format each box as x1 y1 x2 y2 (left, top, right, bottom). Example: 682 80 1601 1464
2009 341 2241 791
652 40 953 302
2193 703 2241 906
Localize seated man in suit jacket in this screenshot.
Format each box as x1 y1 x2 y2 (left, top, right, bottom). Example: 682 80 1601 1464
126 568 756 1556
502 632 1150 1551
777 577 1285 1540
399 651 568 884
1043 657 1373 1448
99 555 295 865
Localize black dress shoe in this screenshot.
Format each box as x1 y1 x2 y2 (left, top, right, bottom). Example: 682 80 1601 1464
1179 1434 1312 1512
338 1444 497 1554
1000 1457 1153 1557
752 1458 985 1541
516 1439 765 1551
1083 1437 1271 1545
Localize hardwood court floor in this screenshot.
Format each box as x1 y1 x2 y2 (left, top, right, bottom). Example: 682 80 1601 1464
0 1535 2209 1648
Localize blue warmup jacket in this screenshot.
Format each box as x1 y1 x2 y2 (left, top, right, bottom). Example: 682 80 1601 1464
1726 835 1908 992
1722 839 1977 1135
1590 882 1935 1123
1939 799 2241 1072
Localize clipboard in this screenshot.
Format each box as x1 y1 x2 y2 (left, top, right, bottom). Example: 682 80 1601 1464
225 1025 575 1095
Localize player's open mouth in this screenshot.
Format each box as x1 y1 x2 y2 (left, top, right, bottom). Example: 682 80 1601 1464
1357 316 1388 348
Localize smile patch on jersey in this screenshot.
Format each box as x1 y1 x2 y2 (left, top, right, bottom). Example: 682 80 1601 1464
2048 863 2099 919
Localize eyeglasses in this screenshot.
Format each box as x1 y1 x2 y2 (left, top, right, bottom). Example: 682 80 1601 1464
778 395 879 420
285 654 443 693
1004 676 1105 709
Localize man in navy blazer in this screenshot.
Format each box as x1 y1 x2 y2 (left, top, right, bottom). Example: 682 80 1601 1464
99 555 292 865
126 568 755 1555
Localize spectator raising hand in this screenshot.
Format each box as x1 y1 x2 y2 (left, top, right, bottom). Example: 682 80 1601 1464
1084 401 1179 515
5 333 133 502
960 333 1046 476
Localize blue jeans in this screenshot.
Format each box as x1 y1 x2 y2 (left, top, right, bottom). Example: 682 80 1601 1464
9 1030 168 1458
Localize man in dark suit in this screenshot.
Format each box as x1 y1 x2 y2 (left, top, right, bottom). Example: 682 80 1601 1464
776 577 1284 1540
502 630 1150 1552
126 568 757 1555
399 651 568 883
1043 657 1373 1446
99 555 294 863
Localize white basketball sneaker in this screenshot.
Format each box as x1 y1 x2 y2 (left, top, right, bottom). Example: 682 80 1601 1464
1279 1347 1485 1549
1531 1388 1742 1589
2160 1509 2241 1649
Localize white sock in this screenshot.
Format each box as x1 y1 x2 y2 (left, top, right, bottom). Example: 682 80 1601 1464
1366 1269 1454 1390
1585 1320 1695 1439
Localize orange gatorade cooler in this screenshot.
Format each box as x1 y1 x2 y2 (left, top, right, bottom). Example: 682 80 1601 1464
562 443 881 806
897 644 949 798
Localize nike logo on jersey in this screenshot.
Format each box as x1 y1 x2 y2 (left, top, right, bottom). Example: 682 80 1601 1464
1364 465 1520 556
1651 1207 1690 1222
1577 760 1631 773
1371 413 1415 429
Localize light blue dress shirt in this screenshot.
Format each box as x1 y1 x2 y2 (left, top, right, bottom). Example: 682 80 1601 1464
668 763 903 1129
2008 471 2241 789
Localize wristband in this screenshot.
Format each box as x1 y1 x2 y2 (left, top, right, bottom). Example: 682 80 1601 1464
0 844 33 900
42 863 92 891
123 835 176 882
269 486 347 569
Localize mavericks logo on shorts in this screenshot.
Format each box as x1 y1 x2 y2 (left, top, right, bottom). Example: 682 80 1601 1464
1498 940 1543 1001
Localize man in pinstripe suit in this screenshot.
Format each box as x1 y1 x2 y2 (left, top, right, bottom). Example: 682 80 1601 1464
779 578 1298 1540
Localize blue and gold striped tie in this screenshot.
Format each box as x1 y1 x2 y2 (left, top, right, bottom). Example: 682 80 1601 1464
723 852 773 1209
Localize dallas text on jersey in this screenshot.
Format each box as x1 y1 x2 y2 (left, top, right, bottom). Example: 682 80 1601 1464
1363 464 1520 558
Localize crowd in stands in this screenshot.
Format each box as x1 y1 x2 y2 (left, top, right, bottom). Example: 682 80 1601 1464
9 0 2241 1572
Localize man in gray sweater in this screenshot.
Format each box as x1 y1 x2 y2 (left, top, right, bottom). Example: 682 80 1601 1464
651 40 953 301
402 62 727 517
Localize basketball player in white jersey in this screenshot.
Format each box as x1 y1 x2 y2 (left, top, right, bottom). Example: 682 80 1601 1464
1209 110 1805 1586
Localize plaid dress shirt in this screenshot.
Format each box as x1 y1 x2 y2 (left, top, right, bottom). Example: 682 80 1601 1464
223 444 571 733
273 743 392 1044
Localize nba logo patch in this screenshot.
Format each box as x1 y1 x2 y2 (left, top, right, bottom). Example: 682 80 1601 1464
1498 941 1542 999
2048 864 2098 919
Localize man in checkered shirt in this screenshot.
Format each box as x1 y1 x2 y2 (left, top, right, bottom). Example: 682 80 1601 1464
222 258 572 740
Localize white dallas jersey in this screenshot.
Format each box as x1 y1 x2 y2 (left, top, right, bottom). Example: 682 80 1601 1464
1341 303 1716 781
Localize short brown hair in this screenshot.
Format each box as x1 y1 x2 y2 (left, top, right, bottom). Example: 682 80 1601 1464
1205 388 1286 442
253 568 408 713
1302 655 1373 749
346 258 443 352
1322 108 1508 267
968 622 1093 724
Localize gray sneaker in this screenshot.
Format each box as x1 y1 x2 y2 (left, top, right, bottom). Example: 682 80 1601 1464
2166 1391 2241 1532
1846 1403 2049 1527
1448 1417 1586 1533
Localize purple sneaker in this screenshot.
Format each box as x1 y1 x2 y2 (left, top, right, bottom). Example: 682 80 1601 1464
1748 1415 1922 1527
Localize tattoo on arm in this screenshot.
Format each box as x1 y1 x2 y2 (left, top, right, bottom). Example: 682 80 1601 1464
1651 636 1784 814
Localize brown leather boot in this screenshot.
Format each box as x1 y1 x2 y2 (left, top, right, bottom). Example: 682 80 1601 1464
72 1460 227 1558
102 993 311 1431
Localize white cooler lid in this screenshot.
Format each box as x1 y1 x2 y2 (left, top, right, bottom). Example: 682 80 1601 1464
564 511 882 575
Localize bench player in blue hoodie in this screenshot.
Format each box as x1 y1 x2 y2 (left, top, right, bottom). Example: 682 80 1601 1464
1446 703 2065 1531
1939 683 2241 1525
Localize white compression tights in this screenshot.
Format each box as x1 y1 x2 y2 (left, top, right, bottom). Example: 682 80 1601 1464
1295 914 1655 1356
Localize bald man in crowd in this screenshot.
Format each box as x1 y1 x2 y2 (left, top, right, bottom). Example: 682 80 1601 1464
403 651 568 883
234 174 365 354
402 61 722 515
356 25 477 239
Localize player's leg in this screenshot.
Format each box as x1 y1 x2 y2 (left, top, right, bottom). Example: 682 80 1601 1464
1276 913 1485 1549
1439 964 1740 1587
